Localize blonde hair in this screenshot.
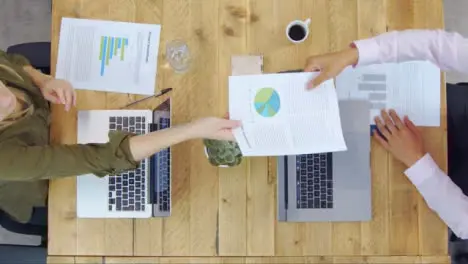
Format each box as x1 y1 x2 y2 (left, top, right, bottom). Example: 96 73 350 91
0 64 34 130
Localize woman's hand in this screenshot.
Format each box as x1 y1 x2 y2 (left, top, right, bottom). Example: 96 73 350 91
304 47 359 89
373 109 426 167
22 66 77 111
40 79 76 111
188 117 241 141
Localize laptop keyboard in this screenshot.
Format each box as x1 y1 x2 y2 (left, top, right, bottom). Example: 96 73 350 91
156 117 171 213
108 116 147 212
296 153 333 209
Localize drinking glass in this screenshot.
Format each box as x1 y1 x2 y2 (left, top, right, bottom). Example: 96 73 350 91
166 40 191 73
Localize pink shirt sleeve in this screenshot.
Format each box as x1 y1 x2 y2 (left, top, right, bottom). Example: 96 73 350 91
354 29 468 73
405 154 468 239
353 29 468 238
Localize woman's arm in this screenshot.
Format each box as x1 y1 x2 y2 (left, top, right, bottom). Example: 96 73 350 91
22 65 53 89
0 117 239 181
354 29 468 72
23 65 76 110
405 154 468 239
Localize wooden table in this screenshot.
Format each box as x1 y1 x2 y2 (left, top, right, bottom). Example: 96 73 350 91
48 0 449 263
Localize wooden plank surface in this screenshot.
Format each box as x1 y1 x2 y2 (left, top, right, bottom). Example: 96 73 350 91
188 0 221 256
159 0 192 256
385 0 419 256
217 0 249 257
328 0 362 256
47 256 76 264
48 0 81 255
299 0 333 256
48 256 451 264
357 0 390 257
246 0 277 257
412 0 449 257
129 0 165 257
49 0 447 258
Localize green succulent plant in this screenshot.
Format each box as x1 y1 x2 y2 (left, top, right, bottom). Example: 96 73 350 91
203 139 243 167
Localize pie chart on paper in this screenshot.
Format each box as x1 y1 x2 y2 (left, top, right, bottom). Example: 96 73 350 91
254 87 281 118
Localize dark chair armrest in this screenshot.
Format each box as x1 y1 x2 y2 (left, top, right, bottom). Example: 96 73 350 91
0 209 47 238
6 42 51 75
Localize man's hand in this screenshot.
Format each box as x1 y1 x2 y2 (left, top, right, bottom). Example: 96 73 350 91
373 109 426 167
304 47 359 89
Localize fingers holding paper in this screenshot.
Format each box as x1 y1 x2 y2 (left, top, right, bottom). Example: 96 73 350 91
304 48 359 89
189 116 241 142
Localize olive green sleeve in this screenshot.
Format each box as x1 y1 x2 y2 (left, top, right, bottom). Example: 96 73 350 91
0 131 139 181
0 49 31 67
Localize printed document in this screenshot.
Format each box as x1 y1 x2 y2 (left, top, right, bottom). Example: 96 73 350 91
229 72 347 156
336 61 441 126
56 18 161 95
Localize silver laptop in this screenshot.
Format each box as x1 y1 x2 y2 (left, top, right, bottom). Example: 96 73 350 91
277 100 371 222
76 99 172 218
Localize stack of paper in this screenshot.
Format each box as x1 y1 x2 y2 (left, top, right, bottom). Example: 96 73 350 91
229 72 347 156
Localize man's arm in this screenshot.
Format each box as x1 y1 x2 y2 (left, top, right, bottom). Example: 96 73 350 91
405 154 468 239
354 29 468 73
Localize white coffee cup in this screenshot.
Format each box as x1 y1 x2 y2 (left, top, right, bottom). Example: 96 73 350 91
286 18 311 44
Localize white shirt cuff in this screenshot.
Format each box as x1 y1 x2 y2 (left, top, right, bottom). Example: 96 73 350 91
404 153 441 186
353 38 381 67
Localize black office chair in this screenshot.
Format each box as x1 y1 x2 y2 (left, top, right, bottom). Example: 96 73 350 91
2 42 50 248
6 42 51 75
0 208 47 247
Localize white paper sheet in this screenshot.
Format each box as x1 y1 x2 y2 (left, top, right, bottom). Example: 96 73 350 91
56 18 161 95
229 72 347 156
335 61 441 126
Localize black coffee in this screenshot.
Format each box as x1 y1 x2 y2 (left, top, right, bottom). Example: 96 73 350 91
288 25 306 41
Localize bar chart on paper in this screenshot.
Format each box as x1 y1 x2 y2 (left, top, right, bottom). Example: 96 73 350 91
99 36 129 76
335 62 441 126
56 18 161 95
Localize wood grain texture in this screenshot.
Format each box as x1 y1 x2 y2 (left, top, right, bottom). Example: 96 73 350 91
98 256 453 263
357 0 390 256
188 0 221 256
49 0 447 258
48 0 81 256
159 0 192 256
412 0 448 257
299 0 334 256
47 256 452 264
47 257 76 264
247 157 275 256
218 0 249 256
74 257 103 264
328 0 361 256
106 257 159 264
248 0 304 257
74 0 110 256
246 0 277 257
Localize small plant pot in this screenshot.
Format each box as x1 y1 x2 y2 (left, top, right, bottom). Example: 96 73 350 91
203 139 243 168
